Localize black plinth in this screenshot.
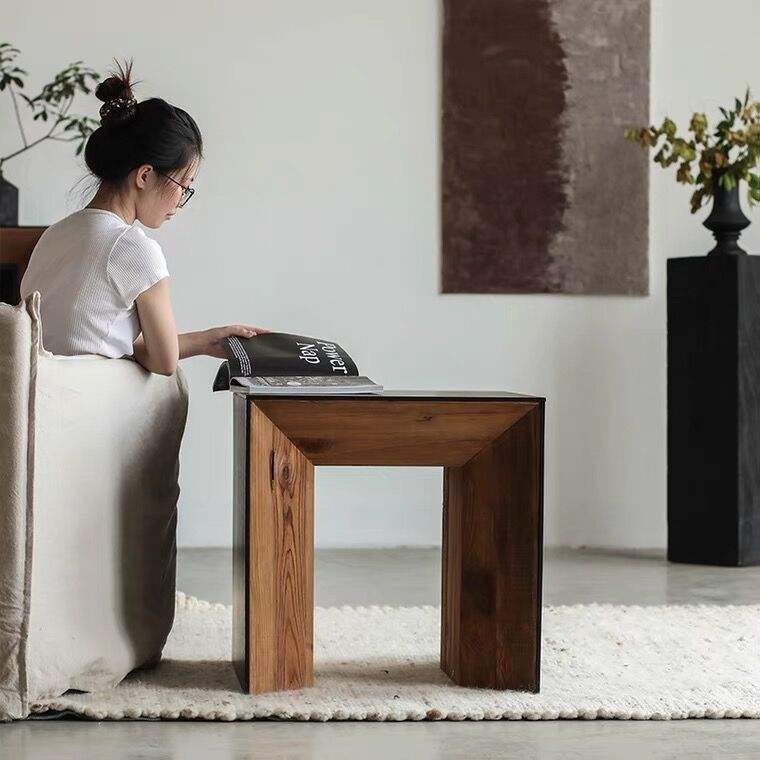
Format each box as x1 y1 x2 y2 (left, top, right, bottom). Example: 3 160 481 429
667 255 760 566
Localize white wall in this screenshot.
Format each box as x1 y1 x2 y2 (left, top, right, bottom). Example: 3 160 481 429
5 1 760 548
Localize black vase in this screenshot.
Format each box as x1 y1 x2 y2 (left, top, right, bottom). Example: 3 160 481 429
703 171 751 256
0 171 19 227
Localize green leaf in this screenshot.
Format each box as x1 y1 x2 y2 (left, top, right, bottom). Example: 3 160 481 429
661 117 677 138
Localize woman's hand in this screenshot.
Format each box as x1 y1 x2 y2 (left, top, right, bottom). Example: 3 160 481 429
200 324 272 358
178 324 272 360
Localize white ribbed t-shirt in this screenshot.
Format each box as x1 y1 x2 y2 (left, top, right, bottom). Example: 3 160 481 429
20 208 170 358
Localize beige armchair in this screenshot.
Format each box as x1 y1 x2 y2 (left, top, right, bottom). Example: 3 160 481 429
0 291 189 720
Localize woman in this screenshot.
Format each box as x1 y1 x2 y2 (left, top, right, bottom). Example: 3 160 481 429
21 60 267 374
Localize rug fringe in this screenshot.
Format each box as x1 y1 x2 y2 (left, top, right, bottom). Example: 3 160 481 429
173 591 760 615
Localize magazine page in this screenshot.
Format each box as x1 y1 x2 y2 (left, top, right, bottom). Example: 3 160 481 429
230 375 383 395
212 333 359 391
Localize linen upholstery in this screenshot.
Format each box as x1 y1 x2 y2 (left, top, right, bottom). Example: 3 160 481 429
0 291 188 720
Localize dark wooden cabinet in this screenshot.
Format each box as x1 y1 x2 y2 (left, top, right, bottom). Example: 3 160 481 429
0 226 46 304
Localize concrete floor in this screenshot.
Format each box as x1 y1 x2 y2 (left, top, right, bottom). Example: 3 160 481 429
5 547 760 759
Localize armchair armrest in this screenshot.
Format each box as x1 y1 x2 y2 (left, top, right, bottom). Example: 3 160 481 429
0 292 189 719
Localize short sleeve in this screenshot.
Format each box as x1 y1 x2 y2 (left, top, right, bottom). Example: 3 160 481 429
107 226 169 306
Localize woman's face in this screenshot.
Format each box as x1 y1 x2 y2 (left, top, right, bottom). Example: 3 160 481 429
132 158 198 229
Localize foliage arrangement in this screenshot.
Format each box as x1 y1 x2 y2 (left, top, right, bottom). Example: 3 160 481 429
624 87 760 213
0 42 100 173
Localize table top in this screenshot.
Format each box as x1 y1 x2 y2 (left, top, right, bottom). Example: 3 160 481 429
232 388 545 402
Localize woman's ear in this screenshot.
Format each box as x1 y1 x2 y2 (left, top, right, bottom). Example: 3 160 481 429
134 164 154 189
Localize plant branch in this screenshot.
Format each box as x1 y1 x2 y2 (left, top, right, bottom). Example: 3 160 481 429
8 83 27 146
0 115 65 164
0 46 101 172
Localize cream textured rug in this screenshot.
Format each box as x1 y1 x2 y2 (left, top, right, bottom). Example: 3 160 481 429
30 593 760 721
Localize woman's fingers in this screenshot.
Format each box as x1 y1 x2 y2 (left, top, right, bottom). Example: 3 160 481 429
235 325 269 335
226 324 271 337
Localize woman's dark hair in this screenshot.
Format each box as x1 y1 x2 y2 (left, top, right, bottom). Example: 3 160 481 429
84 59 203 185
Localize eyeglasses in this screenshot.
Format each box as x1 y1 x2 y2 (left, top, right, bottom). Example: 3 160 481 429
158 171 195 208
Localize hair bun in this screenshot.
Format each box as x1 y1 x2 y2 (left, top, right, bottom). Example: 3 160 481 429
95 59 137 126
95 75 129 103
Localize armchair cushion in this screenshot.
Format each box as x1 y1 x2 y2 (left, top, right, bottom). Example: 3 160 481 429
0 291 189 720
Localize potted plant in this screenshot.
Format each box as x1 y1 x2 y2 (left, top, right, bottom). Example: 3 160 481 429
624 87 760 255
0 42 100 226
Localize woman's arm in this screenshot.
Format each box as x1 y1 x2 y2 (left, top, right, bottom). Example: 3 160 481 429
132 277 270 375
133 278 179 375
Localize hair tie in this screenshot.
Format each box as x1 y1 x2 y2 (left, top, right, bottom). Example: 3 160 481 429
99 95 137 126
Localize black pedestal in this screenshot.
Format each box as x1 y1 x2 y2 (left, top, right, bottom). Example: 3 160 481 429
667 255 760 566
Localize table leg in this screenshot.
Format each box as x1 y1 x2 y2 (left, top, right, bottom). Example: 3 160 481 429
441 403 544 691
232 398 315 693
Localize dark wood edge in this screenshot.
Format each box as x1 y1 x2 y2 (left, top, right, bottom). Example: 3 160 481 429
243 400 251 691
534 402 545 692
240 392 547 403
232 399 252 692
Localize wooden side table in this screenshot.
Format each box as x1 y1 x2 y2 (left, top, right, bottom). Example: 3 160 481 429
232 389 545 694
0 226 46 304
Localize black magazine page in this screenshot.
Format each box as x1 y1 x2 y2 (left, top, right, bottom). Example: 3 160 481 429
212 333 359 391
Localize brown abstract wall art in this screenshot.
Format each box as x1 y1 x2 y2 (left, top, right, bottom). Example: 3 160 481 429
441 0 650 295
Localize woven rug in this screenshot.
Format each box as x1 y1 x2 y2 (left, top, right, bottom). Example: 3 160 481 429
30 592 760 721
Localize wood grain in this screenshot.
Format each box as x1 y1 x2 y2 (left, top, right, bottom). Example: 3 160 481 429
239 400 315 693
252 399 537 466
0 226 46 266
232 394 545 695
441 404 544 691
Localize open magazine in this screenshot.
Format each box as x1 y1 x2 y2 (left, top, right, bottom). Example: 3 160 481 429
212 333 383 395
